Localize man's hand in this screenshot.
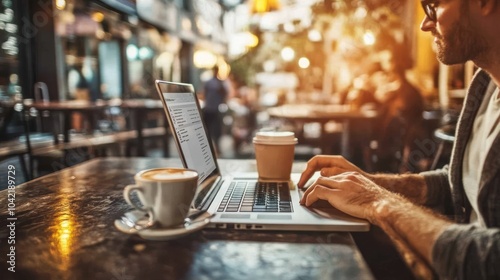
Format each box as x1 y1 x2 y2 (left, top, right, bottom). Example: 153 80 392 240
298 155 369 188
299 171 398 224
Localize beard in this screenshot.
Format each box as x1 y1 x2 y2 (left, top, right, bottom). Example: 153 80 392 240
433 13 488 65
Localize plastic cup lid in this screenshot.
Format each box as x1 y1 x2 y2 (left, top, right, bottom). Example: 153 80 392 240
253 131 298 145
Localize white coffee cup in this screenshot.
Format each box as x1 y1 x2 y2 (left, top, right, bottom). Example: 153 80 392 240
123 168 199 228
253 131 297 180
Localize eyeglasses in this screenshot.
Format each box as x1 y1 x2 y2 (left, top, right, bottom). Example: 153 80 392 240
421 0 438 21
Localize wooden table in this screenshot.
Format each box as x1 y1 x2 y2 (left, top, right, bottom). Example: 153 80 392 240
24 100 109 143
24 99 169 157
0 158 381 279
109 99 168 156
268 104 378 157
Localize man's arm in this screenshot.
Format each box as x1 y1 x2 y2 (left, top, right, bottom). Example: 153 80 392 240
300 173 452 264
370 193 453 266
367 190 500 279
301 172 500 279
432 224 500 279
369 173 427 204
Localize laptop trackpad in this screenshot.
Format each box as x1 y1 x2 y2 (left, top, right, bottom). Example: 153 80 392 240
310 199 333 208
307 202 356 220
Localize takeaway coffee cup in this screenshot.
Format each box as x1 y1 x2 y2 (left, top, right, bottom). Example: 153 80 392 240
253 131 298 180
123 168 198 228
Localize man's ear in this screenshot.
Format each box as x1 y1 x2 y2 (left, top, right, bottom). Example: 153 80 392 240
478 0 496 15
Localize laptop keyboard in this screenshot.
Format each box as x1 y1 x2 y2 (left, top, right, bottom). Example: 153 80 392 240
217 181 292 212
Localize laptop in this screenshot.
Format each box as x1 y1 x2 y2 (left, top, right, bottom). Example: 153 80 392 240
155 80 369 232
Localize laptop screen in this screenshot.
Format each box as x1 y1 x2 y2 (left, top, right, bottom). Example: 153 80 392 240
155 81 219 184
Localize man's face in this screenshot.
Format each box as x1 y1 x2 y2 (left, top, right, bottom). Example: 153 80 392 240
422 0 488 65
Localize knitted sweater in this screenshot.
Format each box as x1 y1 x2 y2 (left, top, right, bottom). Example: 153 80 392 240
421 70 500 279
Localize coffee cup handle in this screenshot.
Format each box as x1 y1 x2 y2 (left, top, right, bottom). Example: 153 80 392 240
123 184 155 224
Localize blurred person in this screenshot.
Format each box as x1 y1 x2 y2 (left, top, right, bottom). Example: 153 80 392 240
227 76 258 155
370 51 425 172
299 0 500 279
341 73 379 108
7 74 20 96
67 61 90 132
201 66 228 152
338 72 380 169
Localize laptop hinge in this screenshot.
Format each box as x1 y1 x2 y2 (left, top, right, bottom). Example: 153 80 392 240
195 176 223 211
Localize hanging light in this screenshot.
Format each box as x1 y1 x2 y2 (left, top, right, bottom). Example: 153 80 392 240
363 30 376 46
193 50 217 69
250 0 280 14
281 47 295 62
298 57 310 69
55 0 66 10
91 12 104 23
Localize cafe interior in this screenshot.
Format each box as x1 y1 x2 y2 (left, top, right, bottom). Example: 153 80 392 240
0 0 473 279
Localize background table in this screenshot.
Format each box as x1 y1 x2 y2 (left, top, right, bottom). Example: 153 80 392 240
23 99 170 157
0 158 378 280
24 100 109 143
110 99 167 156
268 104 378 157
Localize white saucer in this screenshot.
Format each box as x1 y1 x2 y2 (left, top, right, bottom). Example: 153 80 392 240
114 212 210 241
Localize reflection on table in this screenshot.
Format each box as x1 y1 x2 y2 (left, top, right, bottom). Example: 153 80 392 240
268 104 378 156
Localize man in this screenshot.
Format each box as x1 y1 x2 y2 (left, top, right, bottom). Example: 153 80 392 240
202 66 228 152
299 0 500 279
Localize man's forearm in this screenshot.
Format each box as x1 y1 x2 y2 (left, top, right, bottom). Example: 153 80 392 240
369 173 428 204
370 195 453 266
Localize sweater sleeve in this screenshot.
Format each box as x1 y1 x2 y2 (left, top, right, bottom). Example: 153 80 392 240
419 165 453 211
432 223 500 279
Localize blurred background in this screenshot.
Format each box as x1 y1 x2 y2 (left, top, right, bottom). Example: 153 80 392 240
0 0 469 186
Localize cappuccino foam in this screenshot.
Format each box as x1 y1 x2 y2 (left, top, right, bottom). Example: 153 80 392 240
141 168 197 181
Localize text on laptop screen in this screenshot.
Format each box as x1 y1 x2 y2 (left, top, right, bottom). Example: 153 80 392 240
162 92 217 183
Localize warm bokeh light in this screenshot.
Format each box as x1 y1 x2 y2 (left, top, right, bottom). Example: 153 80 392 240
55 0 66 10
283 22 295 33
156 52 174 68
91 12 104 22
217 60 231 79
308 29 322 42
251 0 280 14
95 30 105 39
181 17 192 31
298 57 310 69
244 32 259 48
363 31 376 46
193 50 217 69
281 47 295 62
354 7 368 19
263 60 276 72
196 16 213 36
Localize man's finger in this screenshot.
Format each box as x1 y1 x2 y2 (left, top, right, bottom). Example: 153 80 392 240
299 178 320 204
298 156 338 187
320 167 346 177
304 185 339 207
300 176 345 205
